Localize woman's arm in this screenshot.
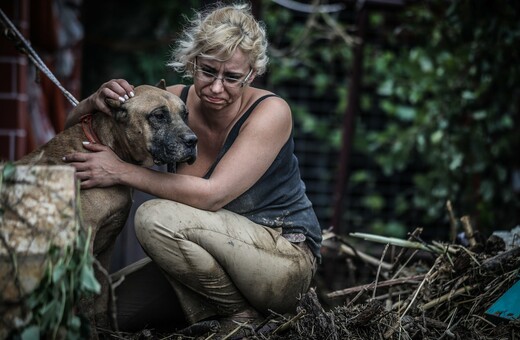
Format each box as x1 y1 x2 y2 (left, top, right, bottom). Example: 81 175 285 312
64 96 292 211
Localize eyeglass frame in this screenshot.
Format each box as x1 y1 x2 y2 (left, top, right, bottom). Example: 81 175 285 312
193 58 253 88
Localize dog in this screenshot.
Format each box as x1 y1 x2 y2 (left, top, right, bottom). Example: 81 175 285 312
16 81 197 332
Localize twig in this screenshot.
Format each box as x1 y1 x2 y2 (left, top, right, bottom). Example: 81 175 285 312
391 250 418 280
373 244 390 299
272 309 306 334
323 230 393 270
400 259 439 318
346 287 367 308
460 216 477 247
203 333 217 340
338 243 393 271
221 321 250 340
368 290 412 301
472 314 497 328
94 259 119 332
384 256 443 338
327 274 425 298
479 246 520 273
457 245 480 266
431 241 458 255
390 228 423 274
446 200 458 244
420 284 479 311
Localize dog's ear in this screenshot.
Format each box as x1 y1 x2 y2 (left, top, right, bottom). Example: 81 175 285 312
155 79 167 90
105 98 128 121
105 97 121 109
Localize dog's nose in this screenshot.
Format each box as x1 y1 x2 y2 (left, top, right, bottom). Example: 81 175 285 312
183 134 198 147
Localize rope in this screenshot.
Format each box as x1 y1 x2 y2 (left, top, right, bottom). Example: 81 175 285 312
0 8 79 107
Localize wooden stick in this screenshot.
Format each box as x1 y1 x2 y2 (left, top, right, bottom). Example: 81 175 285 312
400 260 438 319
460 216 477 247
383 259 440 339
339 243 393 271
391 228 423 273
327 274 425 298
373 244 390 299
272 309 306 334
446 200 458 244
479 246 520 273
420 284 479 311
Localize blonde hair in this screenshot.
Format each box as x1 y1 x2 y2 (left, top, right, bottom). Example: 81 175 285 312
168 2 269 78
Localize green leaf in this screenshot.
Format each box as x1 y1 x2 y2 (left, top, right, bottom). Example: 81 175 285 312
363 194 385 211
378 80 394 96
472 110 487 120
462 91 477 100
52 263 66 283
395 106 416 121
449 153 464 170
430 130 443 144
351 170 372 183
2 162 16 180
20 325 40 340
80 265 101 294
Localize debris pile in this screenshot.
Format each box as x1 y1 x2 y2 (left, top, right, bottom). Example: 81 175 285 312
103 217 520 339
266 223 520 339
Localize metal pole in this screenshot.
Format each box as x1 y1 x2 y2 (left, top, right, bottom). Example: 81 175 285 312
330 5 368 233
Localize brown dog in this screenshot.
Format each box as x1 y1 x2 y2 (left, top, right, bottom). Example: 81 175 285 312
16 83 197 331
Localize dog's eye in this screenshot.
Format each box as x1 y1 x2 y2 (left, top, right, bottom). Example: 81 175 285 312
149 107 168 121
153 112 165 120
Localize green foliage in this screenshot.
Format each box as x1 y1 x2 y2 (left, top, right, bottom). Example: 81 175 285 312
262 2 354 148
264 1 519 234
17 227 100 339
365 1 520 230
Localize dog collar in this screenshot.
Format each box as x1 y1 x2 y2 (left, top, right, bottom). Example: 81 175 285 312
80 114 102 144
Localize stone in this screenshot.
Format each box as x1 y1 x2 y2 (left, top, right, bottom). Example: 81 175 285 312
0 165 78 336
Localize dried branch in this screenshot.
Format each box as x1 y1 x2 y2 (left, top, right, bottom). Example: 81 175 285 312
446 200 458 243
460 216 477 247
327 274 425 299
420 284 479 311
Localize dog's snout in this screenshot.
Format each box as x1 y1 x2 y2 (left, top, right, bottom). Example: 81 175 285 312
183 133 198 147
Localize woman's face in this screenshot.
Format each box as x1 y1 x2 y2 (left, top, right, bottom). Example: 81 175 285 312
193 49 254 110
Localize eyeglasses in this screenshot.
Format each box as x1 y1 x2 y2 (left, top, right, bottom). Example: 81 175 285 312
193 59 253 88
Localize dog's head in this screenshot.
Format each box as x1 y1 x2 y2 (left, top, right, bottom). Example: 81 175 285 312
104 82 197 170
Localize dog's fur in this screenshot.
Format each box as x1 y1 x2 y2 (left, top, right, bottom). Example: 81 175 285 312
16 83 197 330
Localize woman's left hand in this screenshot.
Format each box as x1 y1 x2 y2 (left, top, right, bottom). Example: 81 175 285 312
63 142 126 189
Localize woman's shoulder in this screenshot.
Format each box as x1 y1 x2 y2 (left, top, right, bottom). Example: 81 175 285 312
243 87 292 130
246 87 289 110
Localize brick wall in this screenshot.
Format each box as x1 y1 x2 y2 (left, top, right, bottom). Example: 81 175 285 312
0 0 31 161
0 0 83 162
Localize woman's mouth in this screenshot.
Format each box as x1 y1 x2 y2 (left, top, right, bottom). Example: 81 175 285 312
205 95 225 104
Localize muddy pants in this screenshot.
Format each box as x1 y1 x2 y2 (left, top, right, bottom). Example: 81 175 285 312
112 199 316 331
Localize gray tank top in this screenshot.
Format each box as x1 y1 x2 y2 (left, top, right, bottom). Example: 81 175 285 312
180 86 322 260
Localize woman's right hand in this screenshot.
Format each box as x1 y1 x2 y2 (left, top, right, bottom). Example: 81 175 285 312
65 79 135 128
87 79 135 115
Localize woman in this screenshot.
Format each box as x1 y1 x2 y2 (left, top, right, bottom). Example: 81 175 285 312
64 2 322 335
